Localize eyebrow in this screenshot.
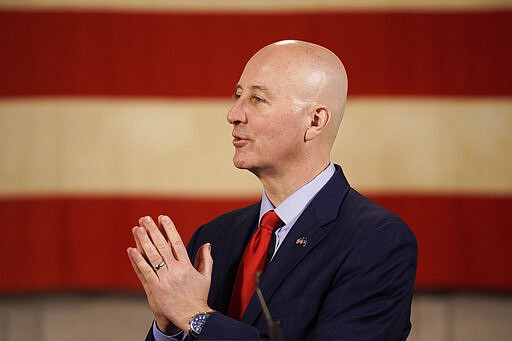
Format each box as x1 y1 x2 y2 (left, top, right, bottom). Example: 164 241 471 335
236 84 269 92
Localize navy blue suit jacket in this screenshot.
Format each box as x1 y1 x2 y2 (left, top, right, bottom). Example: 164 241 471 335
148 165 417 340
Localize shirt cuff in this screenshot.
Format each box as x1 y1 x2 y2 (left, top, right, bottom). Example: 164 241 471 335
152 320 186 341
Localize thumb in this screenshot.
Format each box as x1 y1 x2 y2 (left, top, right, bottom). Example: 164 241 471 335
194 243 213 278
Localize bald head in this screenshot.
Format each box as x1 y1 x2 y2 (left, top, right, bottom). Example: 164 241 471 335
244 40 348 143
227 40 348 190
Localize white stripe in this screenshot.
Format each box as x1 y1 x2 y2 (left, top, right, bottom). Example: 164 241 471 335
339 98 512 194
0 97 511 196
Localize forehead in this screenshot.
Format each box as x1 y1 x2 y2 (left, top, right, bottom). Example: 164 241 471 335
238 55 296 95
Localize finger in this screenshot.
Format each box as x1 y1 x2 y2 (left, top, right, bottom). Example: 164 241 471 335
194 243 213 278
139 216 174 263
127 247 148 286
159 215 189 261
132 226 145 255
134 226 167 271
127 248 158 300
127 247 156 284
132 226 154 267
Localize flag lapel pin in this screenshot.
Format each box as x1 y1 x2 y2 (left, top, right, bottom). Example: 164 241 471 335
296 236 308 247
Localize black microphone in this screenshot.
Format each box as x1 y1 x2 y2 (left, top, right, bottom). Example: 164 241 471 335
255 271 282 341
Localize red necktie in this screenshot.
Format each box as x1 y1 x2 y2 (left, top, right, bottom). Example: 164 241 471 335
228 210 284 319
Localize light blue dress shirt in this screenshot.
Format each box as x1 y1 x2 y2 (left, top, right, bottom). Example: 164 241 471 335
259 162 335 259
153 162 336 340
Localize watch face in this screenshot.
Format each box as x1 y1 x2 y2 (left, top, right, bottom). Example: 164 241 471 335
191 313 209 334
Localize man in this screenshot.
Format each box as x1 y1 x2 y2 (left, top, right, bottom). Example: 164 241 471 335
127 40 417 340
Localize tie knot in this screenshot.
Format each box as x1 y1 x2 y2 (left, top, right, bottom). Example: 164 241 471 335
260 210 284 232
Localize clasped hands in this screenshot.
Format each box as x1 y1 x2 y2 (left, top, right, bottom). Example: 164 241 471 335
127 215 213 334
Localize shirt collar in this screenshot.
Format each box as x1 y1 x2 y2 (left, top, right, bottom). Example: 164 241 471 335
259 162 336 225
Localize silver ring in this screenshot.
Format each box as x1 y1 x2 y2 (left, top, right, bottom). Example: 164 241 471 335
154 261 165 271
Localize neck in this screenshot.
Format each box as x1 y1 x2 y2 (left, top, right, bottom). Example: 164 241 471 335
258 159 330 207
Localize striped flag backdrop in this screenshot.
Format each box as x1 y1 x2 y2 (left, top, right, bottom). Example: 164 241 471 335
0 0 511 292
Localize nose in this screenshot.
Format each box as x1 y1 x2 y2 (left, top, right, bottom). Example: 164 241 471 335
227 99 247 125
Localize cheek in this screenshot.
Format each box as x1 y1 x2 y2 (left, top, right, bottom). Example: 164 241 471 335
255 109 307 149
268 123 305 151
279 115 307 141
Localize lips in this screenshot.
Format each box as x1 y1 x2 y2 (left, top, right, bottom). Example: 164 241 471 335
232 132 249 147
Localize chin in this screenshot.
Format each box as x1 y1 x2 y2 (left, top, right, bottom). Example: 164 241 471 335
233 161 253 171
232 156 248 170
232 156 259 173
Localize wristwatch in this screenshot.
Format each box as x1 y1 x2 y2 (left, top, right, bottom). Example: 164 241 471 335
188 311 213 339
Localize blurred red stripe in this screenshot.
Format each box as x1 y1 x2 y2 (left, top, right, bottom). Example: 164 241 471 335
0 195 510 292
0 10 511 97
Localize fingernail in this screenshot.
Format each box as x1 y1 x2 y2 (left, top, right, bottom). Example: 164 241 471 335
144 216 151 223
162 215 170 223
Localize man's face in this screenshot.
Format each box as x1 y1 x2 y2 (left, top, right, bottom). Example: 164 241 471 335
227 54 309 176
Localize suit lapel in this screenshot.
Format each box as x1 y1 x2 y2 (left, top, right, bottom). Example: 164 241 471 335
231 204 261 259
242 165 351 324
210 204 260 313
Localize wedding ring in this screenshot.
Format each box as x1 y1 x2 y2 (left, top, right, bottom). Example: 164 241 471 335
154 261 165 271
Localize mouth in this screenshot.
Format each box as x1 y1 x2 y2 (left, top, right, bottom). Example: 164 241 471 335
232 133 249 147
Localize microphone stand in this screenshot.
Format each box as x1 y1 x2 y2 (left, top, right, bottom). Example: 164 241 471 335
255 272 282 341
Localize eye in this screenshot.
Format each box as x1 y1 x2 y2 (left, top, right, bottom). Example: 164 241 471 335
232 93 241 100
252 96 265 103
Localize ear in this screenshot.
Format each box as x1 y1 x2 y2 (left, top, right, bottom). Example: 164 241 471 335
304 105 330 142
